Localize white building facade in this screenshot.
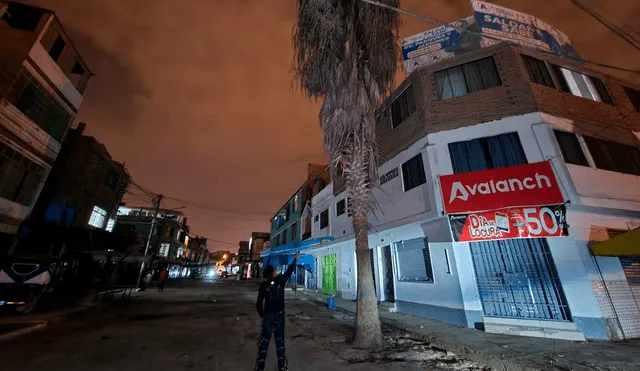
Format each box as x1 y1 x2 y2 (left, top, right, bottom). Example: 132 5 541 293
307 42 640 341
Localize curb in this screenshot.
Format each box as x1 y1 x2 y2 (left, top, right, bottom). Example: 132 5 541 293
0 322 47 342
0 304 95 343
299 291 539 371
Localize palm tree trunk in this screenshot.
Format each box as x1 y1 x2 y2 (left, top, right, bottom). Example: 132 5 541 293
352 207 383 349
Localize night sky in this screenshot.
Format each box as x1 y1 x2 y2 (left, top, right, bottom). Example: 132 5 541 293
20 0 640 250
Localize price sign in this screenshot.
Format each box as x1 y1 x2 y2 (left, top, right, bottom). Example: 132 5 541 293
448 204 567 242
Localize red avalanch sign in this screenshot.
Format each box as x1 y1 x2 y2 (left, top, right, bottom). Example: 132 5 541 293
439 161 564 214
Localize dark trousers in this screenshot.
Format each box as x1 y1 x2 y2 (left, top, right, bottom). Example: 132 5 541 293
254 312 286 371
158 280 165 291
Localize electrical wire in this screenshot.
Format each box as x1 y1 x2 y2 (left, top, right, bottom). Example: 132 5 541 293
360 0 640 75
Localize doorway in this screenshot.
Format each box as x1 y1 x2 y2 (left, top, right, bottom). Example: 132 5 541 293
380 245 395 302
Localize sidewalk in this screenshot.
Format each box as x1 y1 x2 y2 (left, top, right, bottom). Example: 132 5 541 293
297 290 640 371
0 294 100 342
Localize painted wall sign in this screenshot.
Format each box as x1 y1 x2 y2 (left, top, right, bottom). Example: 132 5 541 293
439 161 564 214
449 204 567 242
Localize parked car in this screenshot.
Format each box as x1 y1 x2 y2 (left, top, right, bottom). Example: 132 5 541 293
218 271 229 279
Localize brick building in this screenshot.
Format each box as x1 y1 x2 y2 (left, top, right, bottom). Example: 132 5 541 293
31 123 130 229
306 40 640 342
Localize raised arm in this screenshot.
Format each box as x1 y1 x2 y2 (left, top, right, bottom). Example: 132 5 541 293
281 252 300 281
256 284 265 318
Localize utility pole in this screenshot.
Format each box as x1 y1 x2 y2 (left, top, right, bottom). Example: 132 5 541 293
136 194 163 289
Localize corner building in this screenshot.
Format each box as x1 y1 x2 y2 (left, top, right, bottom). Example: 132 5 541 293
308 42 640 341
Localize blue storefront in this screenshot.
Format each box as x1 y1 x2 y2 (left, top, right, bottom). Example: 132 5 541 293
260 237 333 285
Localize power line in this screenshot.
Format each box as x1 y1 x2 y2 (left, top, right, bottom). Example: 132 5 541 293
571 0 640 52
360 0 640 75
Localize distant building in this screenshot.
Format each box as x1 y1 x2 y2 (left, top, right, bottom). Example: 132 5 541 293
248 232 270 260
187 236 208 264
269 164 329 248
0 2 91 249
237 240 249 262
31 123 129 229
112 206 189 259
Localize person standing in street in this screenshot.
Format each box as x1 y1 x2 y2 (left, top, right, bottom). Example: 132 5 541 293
158 267 167 292
254 252 299 371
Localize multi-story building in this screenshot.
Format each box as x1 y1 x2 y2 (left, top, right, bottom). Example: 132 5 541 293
269 163 329 248
0 2 91 247
307 40 640 342
113 206 189 260
186 236 208 264
31 123 129 228
248 232 270 260
237 240 249 262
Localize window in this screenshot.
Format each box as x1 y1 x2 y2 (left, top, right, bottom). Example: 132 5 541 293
1 3 43 31
521 54 555 88
158 243 170 257
553 130 589 167
0 142 45 206
624 86 640 112
282 230 288 245
448 132 527 173
335 161 344 178
105 171 119 190
72 61 85 75
336 199 346 216
521 55 614 105
583 136 640 175
391 85 416 129
401 154 426 191
291 222 298 241
444 249 452 274
49 35 66 62
320 209 329 230
88 206 108 228
395 238 433 282
314 214 319 223
9 70 72 141
434 57 501 100
293 195 299 212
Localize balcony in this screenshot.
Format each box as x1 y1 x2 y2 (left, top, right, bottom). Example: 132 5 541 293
28 41 85 109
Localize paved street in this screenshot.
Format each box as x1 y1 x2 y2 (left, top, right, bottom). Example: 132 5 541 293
0 280 487 371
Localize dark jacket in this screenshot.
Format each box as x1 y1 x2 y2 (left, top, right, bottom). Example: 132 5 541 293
256 259 296 318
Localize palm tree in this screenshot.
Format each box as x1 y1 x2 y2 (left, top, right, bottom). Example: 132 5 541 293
293 0 400 350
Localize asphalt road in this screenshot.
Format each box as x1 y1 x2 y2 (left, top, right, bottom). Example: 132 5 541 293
0 280 488 370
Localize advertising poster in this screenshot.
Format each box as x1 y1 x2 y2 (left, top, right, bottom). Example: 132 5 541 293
439 161 564 214
449 204 568 242
402 16 481 73
471 0 581 60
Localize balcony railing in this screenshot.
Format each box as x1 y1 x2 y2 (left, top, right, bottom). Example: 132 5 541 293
1 68 72 141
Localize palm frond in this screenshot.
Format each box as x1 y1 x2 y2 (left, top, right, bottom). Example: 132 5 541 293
293 0 400 214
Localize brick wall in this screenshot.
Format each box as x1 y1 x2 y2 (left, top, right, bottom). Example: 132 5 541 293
376 43 640 162
377 44 539 162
